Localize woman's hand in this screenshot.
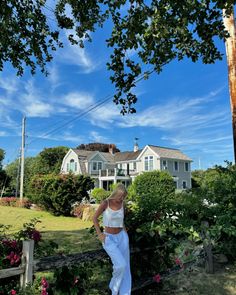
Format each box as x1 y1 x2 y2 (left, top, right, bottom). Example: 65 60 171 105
98 233 107 243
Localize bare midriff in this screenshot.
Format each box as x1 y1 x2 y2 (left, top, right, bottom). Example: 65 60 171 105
104 227 123 234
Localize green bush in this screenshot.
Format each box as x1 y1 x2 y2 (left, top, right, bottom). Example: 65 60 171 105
125 171 178 280
128 170 175 221
29 173 94 216
91 188 110 203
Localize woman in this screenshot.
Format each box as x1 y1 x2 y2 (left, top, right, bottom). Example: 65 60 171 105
93 183 131 295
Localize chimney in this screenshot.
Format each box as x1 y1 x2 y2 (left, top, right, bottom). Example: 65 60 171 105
134 138 139 152
109 144 115 154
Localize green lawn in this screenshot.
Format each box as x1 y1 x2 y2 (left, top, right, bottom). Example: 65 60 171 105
0 205 101 254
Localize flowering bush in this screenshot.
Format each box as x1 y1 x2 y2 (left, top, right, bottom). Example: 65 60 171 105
0 220 43 294
0 197 32 208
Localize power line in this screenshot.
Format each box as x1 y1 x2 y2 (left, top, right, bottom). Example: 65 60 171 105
26 68 155 147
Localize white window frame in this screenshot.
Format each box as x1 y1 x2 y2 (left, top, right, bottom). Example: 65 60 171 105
133 162 137 170
184 162 189 172
92 161 103 171
174 161 179 172
182 180 187 189
144 156 154 171
162 159 168 170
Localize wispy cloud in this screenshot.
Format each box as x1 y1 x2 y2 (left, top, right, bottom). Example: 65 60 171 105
62 91 95 110
89 131 109 142
56 30 99 73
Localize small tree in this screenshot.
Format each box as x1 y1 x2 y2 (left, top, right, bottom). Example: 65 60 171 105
30 173 94 216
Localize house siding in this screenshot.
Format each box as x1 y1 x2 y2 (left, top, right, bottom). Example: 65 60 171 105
161 159 191 189
61 150 81 175
137 147 159 172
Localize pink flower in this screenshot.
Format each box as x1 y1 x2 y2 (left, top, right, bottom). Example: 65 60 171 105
175 257 182 265
73 276 79 285
31 230 41 242
10 290 17 295
41 277 49 289
153 274 161 283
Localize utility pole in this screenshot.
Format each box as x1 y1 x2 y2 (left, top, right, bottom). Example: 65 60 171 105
20 116 26 201
223 8 236 163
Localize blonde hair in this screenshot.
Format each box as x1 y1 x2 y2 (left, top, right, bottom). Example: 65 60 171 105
108 183 127 200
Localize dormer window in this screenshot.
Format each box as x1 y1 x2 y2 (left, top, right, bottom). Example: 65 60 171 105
92 161 102 171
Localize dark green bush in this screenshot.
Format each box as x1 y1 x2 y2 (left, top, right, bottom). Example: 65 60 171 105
29 173 94 216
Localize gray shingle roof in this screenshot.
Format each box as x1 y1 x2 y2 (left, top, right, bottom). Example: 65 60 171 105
149 145 192 161
114 150 142 162
72 145 191 162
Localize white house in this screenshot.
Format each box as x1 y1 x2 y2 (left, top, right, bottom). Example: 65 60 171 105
61 144 192 190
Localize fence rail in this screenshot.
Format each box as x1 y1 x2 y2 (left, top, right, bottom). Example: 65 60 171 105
0 238 213 291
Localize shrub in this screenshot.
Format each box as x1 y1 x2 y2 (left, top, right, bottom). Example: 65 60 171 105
125 171 178 280
29 173 94 216
0 197 32 208
91 188 110 203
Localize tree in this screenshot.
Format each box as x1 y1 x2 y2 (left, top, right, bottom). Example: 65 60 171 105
1 1 234 111
1 1 236 156
0 149 8 193
37 146 69 174
76 143 120 153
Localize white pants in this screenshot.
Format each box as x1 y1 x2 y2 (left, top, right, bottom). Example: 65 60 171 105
103 230 132 295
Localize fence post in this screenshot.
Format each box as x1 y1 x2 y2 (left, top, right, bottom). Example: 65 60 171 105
20 240 34 288
201 221 214 274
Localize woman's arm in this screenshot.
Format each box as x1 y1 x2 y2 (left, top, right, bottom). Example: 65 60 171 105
92 200 107 243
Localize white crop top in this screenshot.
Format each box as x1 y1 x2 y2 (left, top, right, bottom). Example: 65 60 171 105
103 200 124 228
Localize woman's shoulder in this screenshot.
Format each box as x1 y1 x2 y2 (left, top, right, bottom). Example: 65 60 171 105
101 199 109 210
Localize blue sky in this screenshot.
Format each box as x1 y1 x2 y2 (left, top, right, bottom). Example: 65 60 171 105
0 5 234 170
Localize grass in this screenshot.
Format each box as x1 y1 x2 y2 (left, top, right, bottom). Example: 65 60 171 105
144 264 236 295
0 205 101 254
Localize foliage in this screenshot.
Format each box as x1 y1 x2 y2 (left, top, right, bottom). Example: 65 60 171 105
0 197 32 208
91 188 110 203
71 203 91 218
29 173 94 216
0 1 235 113
37 146 69 174
77 142 120 153
0 219 45 294
5 147 68 198
125 171 180 279
128 170 175 220
175 162 236 259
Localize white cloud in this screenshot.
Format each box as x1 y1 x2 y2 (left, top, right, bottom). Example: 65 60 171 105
63 92 95 110
89 131 109 142
56 30 99 73
0 131 7 136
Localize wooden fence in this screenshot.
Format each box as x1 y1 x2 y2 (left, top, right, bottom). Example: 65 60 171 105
0 238 213 291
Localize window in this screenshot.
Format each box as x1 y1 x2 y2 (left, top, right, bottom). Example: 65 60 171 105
185 162 189 172
92 162 97 171
162 160 168 170
66 163 69 172
69 159 75 172
75 162 77 172
133 162 137 170
144 156 154 171
92 161 102 171
174 181 177 189
174 161 179 171
182 181 187 189
119 163 122 169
